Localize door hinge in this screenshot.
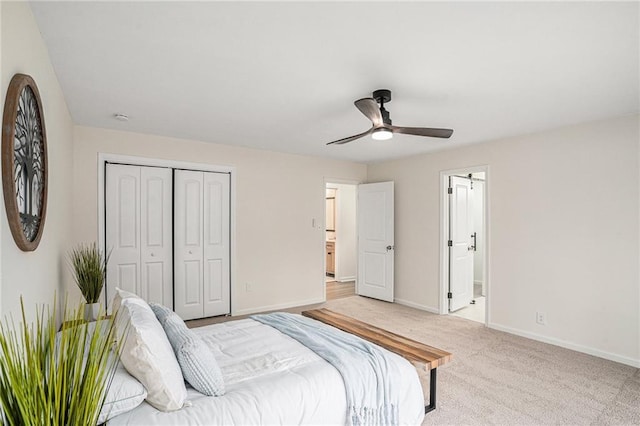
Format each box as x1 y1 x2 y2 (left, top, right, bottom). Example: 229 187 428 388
447 187 453 194
447 292 453 299
447 240 452 247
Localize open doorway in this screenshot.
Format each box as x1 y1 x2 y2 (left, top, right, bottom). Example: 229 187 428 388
325 182 357 300
440 168 488 324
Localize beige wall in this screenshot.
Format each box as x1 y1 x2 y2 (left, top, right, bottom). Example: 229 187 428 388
72 126 366 314
368 114 640 367
0 2 75 319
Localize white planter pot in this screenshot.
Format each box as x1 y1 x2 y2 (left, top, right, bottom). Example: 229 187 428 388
84 302 101 321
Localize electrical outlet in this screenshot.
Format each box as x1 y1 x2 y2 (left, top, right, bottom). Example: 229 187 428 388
245 282 252 292
536 311 546 325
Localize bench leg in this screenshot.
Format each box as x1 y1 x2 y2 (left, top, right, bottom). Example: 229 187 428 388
424 368 437 414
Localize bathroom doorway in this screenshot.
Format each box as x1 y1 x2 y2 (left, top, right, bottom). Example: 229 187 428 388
325 182 357 300
441 168 488 324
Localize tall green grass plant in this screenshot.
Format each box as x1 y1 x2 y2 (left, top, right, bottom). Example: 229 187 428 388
69 243 108 304
0 298 125 425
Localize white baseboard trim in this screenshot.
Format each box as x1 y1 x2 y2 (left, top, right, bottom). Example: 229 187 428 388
394 298 440 314
233 297 325 317
337 276 356 282
474 280 483 286
488 322 640 368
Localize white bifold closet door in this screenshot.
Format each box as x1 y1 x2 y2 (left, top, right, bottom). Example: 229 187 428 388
105 164 173 309
174 170 230 320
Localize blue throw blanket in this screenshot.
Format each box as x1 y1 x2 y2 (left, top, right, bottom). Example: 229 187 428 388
251 312 401 426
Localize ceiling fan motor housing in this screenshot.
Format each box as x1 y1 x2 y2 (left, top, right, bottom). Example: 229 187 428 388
373 89 393 125
373 89 391 104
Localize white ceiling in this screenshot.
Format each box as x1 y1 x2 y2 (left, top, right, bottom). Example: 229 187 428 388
30 1 639 164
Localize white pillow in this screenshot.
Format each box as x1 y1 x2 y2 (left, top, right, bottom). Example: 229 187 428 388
116 298 188 411
98 363 147 423
111 287 145 313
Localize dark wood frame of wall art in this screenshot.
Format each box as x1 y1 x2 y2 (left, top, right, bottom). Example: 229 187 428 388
2 73 48 252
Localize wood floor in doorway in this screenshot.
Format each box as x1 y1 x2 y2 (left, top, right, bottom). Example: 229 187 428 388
186 280 356 329
326 280 355 300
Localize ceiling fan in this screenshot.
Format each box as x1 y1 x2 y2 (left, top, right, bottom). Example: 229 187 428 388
327 89 453 145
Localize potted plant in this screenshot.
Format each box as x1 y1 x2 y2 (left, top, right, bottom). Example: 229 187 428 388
69 243 109 321
0 298 124 424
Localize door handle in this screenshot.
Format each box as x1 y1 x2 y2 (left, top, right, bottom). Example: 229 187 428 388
386 245 395 251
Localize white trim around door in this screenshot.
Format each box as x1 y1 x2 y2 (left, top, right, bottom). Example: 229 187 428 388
97 153 237 315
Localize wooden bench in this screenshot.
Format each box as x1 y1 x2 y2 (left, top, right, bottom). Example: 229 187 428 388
302 308 452 414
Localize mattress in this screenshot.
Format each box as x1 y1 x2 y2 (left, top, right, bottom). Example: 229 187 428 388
108 318 425 425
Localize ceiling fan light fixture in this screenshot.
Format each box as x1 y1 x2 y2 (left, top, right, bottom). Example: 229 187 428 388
326 89 453 145
372 128 393 140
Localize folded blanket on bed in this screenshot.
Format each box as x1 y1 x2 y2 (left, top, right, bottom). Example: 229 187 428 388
251 312 401 426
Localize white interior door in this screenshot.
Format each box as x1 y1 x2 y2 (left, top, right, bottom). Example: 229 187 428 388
203 172 230 317
449 176 474 312
106 164 141 304
106 164 173 309
357 181 394 302
174 170 205 320
140 167 173 308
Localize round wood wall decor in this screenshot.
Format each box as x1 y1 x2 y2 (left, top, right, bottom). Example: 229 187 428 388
2 73 48 251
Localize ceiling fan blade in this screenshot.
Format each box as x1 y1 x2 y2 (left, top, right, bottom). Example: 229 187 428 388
354 98 383 127
390 126 454 139
326 128 374 145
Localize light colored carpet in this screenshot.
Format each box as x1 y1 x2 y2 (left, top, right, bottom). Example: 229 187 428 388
323 296 640 426
189 295 640 425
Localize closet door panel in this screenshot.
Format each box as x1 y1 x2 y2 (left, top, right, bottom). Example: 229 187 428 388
174 170 205 320
207 259 223 301
184 260 203 304
106 164 141 306
144 263 165 302
140 167 173 308
185 181 202 246
116 264 138 294
203 172 230 317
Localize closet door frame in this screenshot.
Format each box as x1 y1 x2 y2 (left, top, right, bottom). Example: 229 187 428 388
97 153 236 314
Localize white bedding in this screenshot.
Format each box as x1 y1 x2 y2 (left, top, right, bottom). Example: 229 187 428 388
108 318 425 425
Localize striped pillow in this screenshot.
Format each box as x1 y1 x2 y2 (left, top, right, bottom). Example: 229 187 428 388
150 303 225 397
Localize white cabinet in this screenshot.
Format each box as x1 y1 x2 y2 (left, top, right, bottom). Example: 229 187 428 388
105 164 173 309
174 170 230 320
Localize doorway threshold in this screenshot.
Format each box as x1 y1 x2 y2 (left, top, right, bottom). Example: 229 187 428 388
450 296 485 323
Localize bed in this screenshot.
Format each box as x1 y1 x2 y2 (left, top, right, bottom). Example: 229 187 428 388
101 288 430 425
107 317 425 424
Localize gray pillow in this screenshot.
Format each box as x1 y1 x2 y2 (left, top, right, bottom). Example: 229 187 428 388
151 302 174 326
149 303 225 397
